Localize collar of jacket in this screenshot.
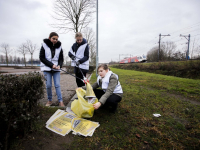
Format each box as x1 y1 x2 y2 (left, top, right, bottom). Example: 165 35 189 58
43 39 61 48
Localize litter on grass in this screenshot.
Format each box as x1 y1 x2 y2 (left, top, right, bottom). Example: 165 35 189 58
153 114 161 117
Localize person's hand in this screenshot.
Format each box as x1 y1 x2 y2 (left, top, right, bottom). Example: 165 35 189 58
52 65 57 69
76 61 80 66
71 55 76 60
56 65 60 70
93 102 101 110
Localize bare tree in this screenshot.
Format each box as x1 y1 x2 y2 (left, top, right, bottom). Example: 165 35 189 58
82 27 96 66
161 41 177 61
18 43 28 66
25 40 37 66
51 0 95 33
0 43 12 66
0 55 3 63
147 46 158 62
147 41 178 62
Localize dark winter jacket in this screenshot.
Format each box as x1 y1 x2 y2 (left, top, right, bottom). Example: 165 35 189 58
39 39 64 69
68 38 89 64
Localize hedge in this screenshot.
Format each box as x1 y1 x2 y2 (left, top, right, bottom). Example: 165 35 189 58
112 60 200 79
0 72 44 150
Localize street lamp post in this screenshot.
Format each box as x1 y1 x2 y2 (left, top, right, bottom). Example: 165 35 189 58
96 0 99 77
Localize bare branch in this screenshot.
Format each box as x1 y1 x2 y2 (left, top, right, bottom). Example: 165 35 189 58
51 0 96 33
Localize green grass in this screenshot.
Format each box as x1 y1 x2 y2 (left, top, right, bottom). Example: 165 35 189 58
66 67 200 150
113 60 200 79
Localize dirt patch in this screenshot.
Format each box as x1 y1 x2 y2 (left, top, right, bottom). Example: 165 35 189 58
20 132 74 150
144 86 200 106
166 93 200 105
16 109 74 150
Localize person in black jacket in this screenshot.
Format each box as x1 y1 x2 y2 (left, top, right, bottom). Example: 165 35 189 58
39 32 65 107
68 32 89 87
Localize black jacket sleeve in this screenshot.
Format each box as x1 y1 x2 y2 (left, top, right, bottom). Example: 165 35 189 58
68 51 74 58
58 49 64 68
68 46 75 58
79 44 89 64
39 46 54 68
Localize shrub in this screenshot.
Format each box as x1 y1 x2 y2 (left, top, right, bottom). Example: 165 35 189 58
112 60 200 79
0 72 45 150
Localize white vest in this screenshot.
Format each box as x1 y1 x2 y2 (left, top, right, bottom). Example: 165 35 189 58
70 43 89 70
97 71 123 94
40 43 62 71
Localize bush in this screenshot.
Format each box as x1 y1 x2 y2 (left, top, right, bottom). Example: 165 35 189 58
0 72 45 150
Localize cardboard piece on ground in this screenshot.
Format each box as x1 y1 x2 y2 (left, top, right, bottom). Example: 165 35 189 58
46 109 65 125
46 112 77 136
71 118 100 137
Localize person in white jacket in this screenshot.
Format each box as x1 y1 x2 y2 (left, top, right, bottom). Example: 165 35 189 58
68 32 89 87
39 32 65 107
91 64 123 113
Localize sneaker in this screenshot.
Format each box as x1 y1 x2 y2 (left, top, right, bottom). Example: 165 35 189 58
45 101 53 106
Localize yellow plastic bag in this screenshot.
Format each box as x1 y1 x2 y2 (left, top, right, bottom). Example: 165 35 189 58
71 83 98 118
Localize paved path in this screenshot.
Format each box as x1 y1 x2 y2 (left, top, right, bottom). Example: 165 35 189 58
39 73 91 106
0 67 40 74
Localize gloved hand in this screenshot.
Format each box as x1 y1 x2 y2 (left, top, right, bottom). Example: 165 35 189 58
76 61 80 66
71 55 76 60
83 77 89 84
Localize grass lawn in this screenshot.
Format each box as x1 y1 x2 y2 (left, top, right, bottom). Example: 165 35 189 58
14 68 200 150
67 67 200 150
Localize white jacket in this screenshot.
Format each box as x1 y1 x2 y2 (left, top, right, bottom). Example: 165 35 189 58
40 42 62 71
69 43 89 70
97 71 123 93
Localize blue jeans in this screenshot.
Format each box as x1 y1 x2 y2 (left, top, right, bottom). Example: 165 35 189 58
43 71 63 102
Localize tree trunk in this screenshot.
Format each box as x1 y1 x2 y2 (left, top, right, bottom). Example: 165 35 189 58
24 54 26 67
6 52 8 66
31 54 33 66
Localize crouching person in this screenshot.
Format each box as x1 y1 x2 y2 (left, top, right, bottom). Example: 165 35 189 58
91 64 123 113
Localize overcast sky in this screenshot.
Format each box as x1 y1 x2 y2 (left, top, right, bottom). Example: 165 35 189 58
0 0 200 63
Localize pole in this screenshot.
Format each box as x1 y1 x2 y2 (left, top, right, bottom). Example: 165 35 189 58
187 34 190 60
158 34 161 62
180 34 190 60
158 34 170 62
96 0 99 77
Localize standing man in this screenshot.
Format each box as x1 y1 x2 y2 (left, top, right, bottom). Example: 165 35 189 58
68 32 89 87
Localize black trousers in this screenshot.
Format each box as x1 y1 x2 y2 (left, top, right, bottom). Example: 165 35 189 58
74 67 88 87
93 89 122 112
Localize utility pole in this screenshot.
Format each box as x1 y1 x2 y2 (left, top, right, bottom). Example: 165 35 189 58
158 33 170 61
96 0 99 76
180 34 190 60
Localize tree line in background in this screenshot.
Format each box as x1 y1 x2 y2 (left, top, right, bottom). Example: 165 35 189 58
0 40 38 66
147 40 200 62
